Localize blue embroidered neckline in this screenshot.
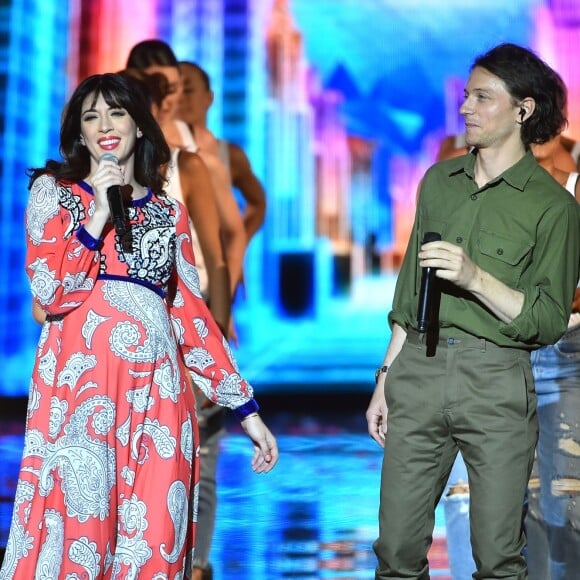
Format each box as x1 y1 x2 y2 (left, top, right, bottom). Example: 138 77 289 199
79 181 152 207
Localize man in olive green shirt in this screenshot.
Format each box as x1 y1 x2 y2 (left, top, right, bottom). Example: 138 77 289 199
366 43 580 580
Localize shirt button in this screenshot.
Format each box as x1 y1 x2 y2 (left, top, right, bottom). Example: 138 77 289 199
497 248 504 255
456 236 463 243
470 194 478 201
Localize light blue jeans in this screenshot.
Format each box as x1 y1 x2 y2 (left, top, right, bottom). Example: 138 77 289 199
526 325 580 580
442 454 476 579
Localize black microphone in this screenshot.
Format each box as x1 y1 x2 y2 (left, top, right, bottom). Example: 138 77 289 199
417 231 441 333
100 154 127 239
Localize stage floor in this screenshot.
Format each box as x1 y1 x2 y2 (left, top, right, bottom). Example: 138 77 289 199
0 273 454 577
0 409 452 579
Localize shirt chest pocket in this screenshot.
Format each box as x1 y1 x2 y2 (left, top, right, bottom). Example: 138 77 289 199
477 229 534 286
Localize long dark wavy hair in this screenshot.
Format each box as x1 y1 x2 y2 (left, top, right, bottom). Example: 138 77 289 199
126 39 179 69
472 43 568 147
27 73 170 194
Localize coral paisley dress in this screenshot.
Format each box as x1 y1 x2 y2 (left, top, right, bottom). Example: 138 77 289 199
0 175 253 579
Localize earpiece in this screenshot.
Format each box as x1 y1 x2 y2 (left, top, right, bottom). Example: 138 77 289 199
519 107 525 120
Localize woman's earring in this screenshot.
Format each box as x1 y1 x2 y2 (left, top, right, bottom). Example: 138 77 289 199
137 128 143 138
79 135 85 146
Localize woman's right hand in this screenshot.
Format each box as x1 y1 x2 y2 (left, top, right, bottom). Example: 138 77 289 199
240 414 279 473
90 156 124 215
83 156 124 238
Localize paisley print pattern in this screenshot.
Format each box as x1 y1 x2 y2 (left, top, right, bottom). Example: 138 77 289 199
0 176 254 579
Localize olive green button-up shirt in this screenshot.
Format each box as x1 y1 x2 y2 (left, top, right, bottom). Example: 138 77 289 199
389 150 580 349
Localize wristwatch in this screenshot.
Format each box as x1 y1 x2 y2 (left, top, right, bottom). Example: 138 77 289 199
375 365 390 383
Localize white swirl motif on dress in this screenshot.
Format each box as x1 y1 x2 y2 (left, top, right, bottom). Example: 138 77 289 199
67 238 87 260
111 494 153 576
131 418 176 463
0 480 35 579
193 317 209 342
175 233 203 299
77 380 98 398
217 369 245 398
37 319 50 348
57 352 97 391
190 374 212 401
27 380 41 420
82 310 109 350
154 361 180 402
29 258 60 305
126 384 154 413
172 287 185 308
171 316 185 345
116 415 131 447
38 348 57 387
110 320 144 359
35 509 65 580
122 199 175 286
139 227 172 272
121 466 135 486
61 301 83 309
48 397 68 438
184 348 216 376
105 282 175 366
160 480 188 564
103 273 183 404
23 429 48 463
30 396 116 523
26 174 59 246
180 415 193 464
67 536 101 580
57 183 85 240
62 271 94 295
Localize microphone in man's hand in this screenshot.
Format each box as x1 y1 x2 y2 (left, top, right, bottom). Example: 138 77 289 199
417 231 442 333
100 154 127 239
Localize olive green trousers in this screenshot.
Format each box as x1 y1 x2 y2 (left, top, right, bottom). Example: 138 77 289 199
374 328 537 580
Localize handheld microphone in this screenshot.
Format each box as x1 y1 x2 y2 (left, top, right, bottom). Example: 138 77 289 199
417 231 441 333
100 154 127 239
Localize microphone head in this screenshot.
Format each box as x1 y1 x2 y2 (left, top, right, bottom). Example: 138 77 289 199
100 153 119 164
422 231 441 244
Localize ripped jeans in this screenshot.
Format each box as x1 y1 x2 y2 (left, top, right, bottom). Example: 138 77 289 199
526 325 580 580
442 454 476 579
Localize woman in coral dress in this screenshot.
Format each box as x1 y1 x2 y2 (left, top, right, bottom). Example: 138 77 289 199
0 73 278 579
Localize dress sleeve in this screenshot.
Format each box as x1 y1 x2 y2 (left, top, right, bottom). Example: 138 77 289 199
26 174 102 316
169 201 255 410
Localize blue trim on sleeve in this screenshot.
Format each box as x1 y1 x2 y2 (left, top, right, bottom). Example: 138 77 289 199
76 225 103 251
232 398 260 421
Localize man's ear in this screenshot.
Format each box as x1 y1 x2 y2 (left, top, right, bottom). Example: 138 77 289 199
518 97 535 123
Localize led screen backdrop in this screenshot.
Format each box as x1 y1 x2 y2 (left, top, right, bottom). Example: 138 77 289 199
1 0 579 396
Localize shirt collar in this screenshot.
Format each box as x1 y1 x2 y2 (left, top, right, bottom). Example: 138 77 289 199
447 148 537 192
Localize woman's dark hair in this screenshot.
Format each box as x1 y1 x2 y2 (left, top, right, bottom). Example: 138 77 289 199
472 43 568 147
119 67 169 111
179 61 212 92
28 73 170 194
126 39 179 69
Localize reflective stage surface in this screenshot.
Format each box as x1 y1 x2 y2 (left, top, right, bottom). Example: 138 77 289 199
0 275 452 577
0 410 452 579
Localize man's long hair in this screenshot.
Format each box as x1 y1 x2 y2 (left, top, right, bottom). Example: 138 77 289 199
472 43 568 147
